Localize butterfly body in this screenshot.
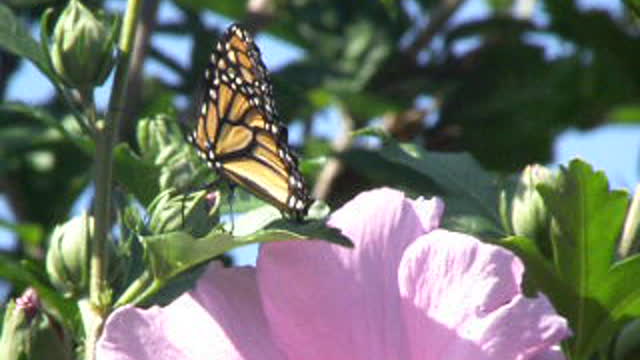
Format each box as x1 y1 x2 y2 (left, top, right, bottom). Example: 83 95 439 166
187 24 312 220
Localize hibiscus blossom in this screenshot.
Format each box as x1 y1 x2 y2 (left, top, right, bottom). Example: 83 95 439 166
97 188 569 360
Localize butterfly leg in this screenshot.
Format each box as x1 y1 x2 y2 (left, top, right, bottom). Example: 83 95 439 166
227 182 237 233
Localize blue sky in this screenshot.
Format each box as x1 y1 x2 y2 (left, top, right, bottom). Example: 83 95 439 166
2 0 639 268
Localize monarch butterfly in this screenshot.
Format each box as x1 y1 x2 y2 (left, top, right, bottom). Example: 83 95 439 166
186 24 312 220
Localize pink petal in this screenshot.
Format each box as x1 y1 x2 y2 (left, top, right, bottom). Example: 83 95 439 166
97 264 284 360
532 347 566 360
257 188 442 360
398 230 570 360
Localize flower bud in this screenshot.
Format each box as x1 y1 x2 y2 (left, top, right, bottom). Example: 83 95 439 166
137 116 174 161
511 164 555 243
148 189 215 237
49 0 115 91
46 214 91 297
15 288 41 320
46 213 124 298
0 289 71 360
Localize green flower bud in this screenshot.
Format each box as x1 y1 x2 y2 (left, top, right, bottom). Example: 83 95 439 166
46 214 91 297
50 0 116 91
148 189 216 237
511 164 555 244
137 116 175 161
0 289 72 360
46 213 124 298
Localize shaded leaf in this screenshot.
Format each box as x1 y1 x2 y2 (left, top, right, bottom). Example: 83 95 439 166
141 263 207 307
113 143 161 206
0 4 52 78
0 220 43 247
360 138 505 237
501 235 571 303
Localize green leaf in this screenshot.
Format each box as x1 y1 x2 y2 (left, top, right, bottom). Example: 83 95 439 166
625 0 640 18
615 318 640 360
141 263 208 307
0 220 43 248
608 103 640 124
0 106 92 229
375 139 504 236
113 143 161 206
173 0 245 19
0 4 53 78
143 216 351 281
532 159 631 358
0 104 91 153
501 235 571 302
228 204 284 236
597 255 640 347
5 0 57 7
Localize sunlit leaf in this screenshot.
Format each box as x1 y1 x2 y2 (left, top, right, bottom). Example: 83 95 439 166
143 217 351 281
507 159 634 359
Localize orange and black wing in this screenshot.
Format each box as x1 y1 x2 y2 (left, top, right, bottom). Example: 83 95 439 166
186 24 312 219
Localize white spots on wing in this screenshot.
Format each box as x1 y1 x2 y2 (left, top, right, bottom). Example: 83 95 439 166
228 50 237 63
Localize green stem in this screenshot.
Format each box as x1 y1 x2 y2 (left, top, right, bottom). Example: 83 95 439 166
85 0 143 359
130 279 165 306
61 86 95 137
113 271 153 307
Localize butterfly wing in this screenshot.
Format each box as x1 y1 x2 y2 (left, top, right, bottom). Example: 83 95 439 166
187 24 312 219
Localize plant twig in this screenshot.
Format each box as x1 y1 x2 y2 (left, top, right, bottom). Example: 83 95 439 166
148 46 186 76
312 107 355 201
85 0 143 358
114 271 152 307
118 0 160 141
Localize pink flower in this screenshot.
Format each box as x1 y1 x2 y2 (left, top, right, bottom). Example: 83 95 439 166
97 188 569 360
